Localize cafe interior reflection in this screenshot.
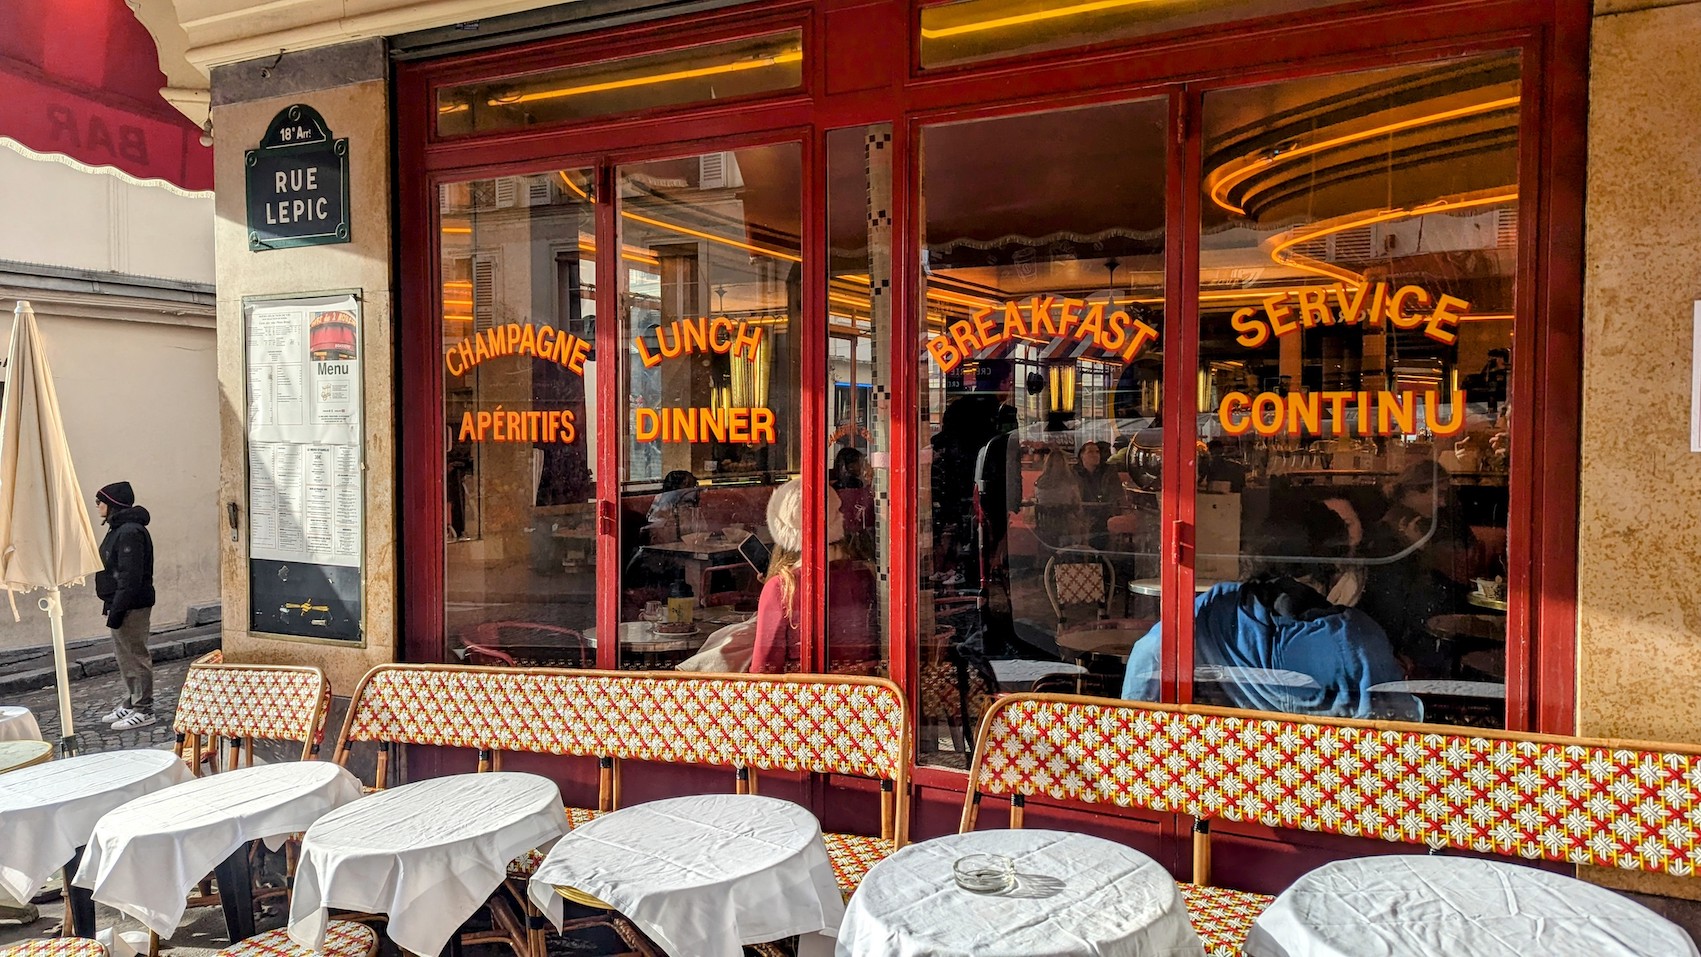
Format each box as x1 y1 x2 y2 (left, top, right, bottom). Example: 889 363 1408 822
915 52 1518 765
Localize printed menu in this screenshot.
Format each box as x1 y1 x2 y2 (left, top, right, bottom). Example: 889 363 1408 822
245 294 362 568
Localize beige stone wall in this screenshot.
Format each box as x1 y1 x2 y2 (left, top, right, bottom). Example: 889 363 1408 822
1580 0 1701 899
210 77 396 697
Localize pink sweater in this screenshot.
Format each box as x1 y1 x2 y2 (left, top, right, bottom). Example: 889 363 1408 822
750 561 879 673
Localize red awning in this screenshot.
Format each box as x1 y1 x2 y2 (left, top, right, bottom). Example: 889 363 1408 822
0 0 212 192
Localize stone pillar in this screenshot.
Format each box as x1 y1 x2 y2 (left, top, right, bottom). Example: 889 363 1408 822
209 40 397 695
1580 0 1701 899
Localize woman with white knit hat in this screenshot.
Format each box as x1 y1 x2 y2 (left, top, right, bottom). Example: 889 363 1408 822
749 478 878 673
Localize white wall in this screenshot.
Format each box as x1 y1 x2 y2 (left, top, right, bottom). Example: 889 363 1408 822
0 142 218 652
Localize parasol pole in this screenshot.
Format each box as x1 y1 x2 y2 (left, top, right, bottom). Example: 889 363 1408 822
39 587 76 755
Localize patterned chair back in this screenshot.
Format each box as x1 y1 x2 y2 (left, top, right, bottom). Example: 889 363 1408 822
964 692 1701 880
1044 550 1114 624
172 661 331 772
336 664 912 842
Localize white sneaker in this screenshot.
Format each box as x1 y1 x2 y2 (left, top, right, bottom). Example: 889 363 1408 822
110 711 156 730
101 705 136 723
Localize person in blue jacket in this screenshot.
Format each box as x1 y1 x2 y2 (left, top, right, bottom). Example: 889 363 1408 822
1121 503 1403 717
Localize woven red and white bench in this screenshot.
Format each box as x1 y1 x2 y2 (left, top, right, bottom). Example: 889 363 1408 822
963 692 1701 956
334 664 912 956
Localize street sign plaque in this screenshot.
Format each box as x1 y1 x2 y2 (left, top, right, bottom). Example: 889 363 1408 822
244 104 350 252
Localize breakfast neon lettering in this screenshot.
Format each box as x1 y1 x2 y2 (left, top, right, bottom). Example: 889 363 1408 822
1229 282 1471 349
925 297 1159 374
1217 390 1466 438
444 322 590 377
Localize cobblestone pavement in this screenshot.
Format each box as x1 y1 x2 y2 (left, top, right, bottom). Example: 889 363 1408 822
13 652 192 751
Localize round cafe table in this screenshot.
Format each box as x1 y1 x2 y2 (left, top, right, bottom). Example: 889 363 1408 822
583 621 712 656
0 706 42 742
1056 619 1156 662
1128 577 1222 598
528 794 844 957
77 760 364 939
837 829 1205 957
0 740 52 773
1244 856 1698 957
288 771 566 957
0 749 192 936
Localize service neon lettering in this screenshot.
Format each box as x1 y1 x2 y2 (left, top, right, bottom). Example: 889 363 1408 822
1229 283 1471 349
925 297 1159 374
445 322 590 377
1217 389 1466 438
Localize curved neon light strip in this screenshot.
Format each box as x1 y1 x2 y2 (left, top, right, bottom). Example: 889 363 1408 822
1206 96 1520 216
1268 190 1518 283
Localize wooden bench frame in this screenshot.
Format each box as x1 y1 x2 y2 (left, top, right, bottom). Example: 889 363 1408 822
332 663 912 957
962 691 1701 956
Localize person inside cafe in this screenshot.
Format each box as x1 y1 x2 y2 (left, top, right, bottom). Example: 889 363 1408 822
1119 502 1403 716
831 445 875 541
1033 446 1083 550
749 478 878 674
644 469 701 541
1074 440 1119 548
1355 462 1482 676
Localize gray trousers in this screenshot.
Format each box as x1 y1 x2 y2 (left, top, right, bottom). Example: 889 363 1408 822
111 606 153 713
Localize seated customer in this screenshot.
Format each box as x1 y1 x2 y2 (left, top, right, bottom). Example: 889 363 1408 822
1120 508 1402 717
750 478 878 673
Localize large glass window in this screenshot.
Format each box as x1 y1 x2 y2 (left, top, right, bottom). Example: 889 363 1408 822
1128 52 1520 727
616 143 804 671
440 170 600 667
917 100 1168 766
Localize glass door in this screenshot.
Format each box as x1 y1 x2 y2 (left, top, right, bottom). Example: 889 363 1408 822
439 169 601 667
615 143 805 671
914 98 1169 767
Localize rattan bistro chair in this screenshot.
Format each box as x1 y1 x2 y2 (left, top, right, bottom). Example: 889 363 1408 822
214 921 376 957
165 661 333 954
0 940 108 957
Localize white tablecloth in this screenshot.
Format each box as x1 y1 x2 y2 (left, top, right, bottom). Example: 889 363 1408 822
0 707 40 742
1244 856 1700 957
528 794 845 957
76 761 364 937
0 749 191 902
289 772 565 957
836 829 1204 957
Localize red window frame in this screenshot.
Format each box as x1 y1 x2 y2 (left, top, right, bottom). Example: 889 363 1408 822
396 0 1587 817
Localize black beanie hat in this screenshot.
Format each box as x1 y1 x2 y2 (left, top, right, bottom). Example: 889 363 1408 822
97 481 135 509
